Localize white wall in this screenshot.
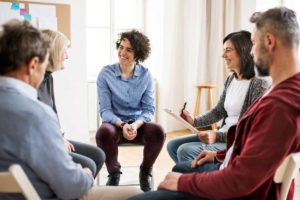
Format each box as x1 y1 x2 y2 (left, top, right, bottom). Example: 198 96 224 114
24 0 89 143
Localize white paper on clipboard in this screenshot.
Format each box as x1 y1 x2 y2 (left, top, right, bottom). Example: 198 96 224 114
163 108 199 133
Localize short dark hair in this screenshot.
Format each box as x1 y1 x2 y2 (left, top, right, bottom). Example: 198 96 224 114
223 30 255 79
0 20 49 75
250 7 300 48
116 30 151 63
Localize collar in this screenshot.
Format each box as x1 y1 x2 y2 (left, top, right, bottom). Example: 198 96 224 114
0 77 38 102
114 63 142 77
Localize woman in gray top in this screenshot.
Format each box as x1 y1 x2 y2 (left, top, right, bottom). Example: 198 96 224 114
167 31 271 163
38 29 105 177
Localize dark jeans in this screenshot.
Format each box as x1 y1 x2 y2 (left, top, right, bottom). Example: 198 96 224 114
128 162 221 200
96 122 165 174
69 140 106 177
128 189 208 200
172 160 222 173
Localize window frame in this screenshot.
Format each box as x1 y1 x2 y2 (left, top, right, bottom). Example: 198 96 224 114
86 0 145 81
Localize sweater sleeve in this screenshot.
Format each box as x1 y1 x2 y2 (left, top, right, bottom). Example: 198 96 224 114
239 77 271 118
27 113 93 199
178 99 296 199
194 75 233 128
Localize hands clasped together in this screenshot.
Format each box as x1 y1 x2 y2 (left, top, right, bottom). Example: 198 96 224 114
122 122 138 141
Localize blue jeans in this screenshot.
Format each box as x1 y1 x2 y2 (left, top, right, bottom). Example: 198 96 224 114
172 160 222 173
129 189 208 200
167 134 226 163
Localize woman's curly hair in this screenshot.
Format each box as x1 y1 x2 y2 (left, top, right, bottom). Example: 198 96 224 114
116 29 151 64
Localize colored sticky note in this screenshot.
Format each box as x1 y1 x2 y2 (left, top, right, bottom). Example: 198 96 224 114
20 8 27 16
24 13 32 21
11 2 20 10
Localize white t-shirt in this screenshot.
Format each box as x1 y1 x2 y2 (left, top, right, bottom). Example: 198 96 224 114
218 77 251 133
219 77 250 170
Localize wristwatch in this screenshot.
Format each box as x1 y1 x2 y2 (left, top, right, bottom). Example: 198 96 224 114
120 122 126 130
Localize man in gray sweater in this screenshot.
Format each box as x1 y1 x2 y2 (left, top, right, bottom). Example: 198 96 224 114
0 20 141 200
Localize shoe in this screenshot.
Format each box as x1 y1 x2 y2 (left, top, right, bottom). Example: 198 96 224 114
139 169 152 192
106 171 122 186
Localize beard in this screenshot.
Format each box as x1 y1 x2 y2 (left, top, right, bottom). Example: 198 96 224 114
254 45 270 77
255 63 270 76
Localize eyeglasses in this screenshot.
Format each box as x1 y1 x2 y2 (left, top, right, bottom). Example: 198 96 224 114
223 48 235 54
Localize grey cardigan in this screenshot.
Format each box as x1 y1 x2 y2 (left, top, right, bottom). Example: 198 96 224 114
194 74 271 142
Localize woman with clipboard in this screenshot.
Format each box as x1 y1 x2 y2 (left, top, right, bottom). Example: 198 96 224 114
167 31 271 164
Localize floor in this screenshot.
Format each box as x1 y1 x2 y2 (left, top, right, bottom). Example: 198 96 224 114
93 129 300 199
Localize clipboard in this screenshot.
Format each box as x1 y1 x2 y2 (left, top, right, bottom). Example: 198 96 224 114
163 108 199 133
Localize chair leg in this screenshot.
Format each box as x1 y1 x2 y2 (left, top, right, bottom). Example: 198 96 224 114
194 88 202 116
150 173 155 189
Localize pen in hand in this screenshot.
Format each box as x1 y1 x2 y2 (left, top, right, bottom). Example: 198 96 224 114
181 102 187 116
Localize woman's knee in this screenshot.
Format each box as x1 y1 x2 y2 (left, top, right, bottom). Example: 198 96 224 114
70 152 97 175
177 144 193 157
167 136 186 154
91 147 106 164
95 123 117 144
172 161 192 173
152 123 165 138
144 123 166 141
166 141 173 154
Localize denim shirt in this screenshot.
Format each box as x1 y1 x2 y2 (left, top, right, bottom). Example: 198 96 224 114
97 63 155 124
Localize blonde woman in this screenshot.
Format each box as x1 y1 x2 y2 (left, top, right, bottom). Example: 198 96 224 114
38 29 105 178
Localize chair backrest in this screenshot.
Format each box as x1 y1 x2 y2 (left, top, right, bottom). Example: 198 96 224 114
0 164 41 200
274 152 300 200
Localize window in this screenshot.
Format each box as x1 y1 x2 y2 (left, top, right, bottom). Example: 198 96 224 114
86 0 145 81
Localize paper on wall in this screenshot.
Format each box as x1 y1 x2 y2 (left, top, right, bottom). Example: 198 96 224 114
29 4 57 30
38 16 58 31
0 2 25 26
29 4 56 17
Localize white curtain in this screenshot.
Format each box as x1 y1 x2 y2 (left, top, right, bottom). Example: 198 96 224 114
145 0 255 132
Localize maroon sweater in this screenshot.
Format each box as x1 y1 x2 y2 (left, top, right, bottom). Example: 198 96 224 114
178 73 300 200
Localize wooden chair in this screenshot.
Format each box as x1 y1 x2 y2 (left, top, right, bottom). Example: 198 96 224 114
0 164 41 200
274 152 300 200
194 84 218 130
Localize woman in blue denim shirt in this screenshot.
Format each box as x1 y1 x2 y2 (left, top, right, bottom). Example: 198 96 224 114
96 30 165 192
